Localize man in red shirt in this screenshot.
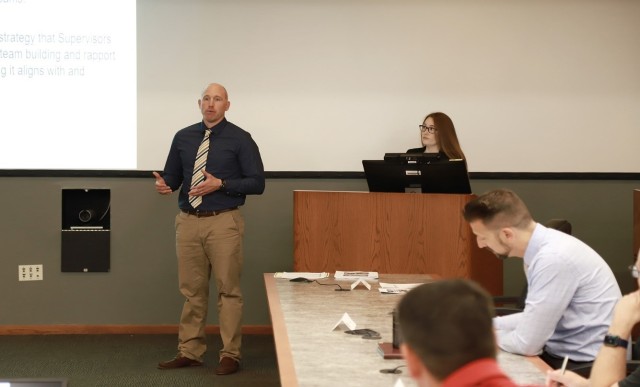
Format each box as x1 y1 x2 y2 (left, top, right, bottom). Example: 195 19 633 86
396 279 541 386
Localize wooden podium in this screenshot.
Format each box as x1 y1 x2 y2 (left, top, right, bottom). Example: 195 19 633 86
293 190 503 295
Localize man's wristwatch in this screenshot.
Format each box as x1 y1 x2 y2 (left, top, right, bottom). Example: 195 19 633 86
219 179 226 190
603 334 628 348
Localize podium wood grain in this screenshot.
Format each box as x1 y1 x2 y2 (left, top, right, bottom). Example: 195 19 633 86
293 190 503 294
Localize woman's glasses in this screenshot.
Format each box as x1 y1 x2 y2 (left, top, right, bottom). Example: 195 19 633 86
419 125 437 134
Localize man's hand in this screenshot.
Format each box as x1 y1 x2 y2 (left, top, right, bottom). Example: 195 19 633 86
153 171 173 195
610 290 640 336
188 170 223 197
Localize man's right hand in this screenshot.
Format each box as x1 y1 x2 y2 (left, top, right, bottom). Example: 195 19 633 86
153 171 173 195
546 369 589 387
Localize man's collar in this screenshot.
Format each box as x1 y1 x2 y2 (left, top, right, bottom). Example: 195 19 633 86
442 358 510 387
202 117 228 133
523 223 544 266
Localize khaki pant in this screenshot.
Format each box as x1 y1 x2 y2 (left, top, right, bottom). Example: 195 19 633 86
174 209 244 362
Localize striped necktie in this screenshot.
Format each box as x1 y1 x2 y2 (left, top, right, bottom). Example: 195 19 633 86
189 128 211 208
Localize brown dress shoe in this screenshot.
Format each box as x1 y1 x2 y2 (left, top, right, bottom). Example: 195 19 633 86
214 357 239 375
157 355 203 369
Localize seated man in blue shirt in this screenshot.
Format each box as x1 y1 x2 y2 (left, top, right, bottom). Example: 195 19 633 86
547 248 640 387
463 189 621 369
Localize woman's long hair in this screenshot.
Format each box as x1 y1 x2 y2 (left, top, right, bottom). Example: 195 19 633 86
423 112 466 160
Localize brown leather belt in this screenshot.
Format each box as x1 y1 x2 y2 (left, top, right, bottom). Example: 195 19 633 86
181 207 238 218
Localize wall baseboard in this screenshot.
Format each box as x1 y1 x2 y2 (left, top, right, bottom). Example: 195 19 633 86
0 325 273 335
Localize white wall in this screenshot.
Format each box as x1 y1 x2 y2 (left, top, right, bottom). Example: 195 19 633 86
137 0 640 172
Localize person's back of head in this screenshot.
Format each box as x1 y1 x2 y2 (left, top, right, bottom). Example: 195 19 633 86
462 188 533 231
396 279 496 384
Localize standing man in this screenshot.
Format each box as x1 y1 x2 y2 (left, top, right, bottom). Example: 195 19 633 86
153 83 265 375
462 189 621 369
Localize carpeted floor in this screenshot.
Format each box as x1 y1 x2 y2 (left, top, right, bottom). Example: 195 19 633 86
0 334 280 387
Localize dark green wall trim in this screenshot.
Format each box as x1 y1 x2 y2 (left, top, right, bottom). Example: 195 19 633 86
265 171 362 179
0 170 149 178
267 172 640 180
471 172 640 180
1 170 639 180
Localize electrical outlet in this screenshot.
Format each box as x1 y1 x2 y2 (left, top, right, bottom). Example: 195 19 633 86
18 264 43 281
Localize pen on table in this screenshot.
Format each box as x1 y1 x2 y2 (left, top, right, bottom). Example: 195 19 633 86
560 355 569 374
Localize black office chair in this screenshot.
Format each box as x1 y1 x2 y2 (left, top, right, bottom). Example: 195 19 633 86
493 288 527 316
493 219 572 317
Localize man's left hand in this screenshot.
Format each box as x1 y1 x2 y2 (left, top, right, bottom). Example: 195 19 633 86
188 170 223 197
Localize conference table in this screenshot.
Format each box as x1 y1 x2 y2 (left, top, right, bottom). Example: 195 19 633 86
264 273 549 387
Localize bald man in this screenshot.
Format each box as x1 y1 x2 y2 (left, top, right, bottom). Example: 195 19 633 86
154 83 265 375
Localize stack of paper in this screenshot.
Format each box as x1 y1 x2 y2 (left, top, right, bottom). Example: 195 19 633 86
378 282 422 294
334 271 379 280
273 272 329 279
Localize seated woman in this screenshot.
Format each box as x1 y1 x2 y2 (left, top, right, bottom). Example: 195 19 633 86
407 112 466 161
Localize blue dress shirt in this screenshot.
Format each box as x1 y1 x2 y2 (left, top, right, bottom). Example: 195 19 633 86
494 224 621 361
161 118 265 211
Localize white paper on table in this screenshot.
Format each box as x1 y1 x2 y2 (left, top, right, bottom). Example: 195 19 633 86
393 378 405 387
393 378 407 387
334 271 379 280
273 272 329 279
378 282 423 294
350 278 372 290
331 312 357 331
